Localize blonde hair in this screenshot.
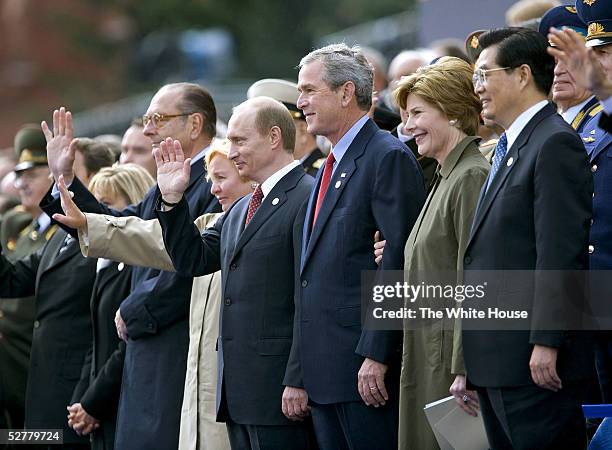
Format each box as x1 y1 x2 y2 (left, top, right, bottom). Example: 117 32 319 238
393 56 481 136
88 163 155 205
205 138 249 183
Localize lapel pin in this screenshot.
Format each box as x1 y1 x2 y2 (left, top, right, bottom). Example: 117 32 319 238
118 262 124 271
272 197 279 205
590 129 596 134
506 157 514 167
340 172 346 178
335 180 342 189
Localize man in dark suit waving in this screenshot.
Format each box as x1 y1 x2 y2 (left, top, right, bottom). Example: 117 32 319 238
292 44 425 449
463 28 595 449
156 97 315 450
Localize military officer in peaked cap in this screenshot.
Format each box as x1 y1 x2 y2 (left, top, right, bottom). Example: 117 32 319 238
570 0 612 407
0 124 56 431
539 5 601 132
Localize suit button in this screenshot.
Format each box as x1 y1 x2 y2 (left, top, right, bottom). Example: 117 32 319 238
301 280 308 287
33 320 40 328
592 164 598 173
224 298 231 306
589 245 595 254
147 323 154 330
464 256 471 265
230 263 237 271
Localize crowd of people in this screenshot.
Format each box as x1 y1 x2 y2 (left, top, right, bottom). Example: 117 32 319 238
0 0 611 449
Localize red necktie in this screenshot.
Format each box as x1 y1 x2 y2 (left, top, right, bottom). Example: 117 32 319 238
313 152 335 225
245 185 263 225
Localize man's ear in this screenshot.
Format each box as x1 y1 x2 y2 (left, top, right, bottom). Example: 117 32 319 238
190 113 204 140
269 125 282 149
340 81 356 107
517 64 533 91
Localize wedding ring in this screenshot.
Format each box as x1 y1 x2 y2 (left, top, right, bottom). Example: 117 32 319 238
369 386 377 391
462 394 469 404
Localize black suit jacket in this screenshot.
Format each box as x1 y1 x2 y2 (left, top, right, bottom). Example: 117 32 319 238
0 230 97 445
294 118 425 404
158 165 313 426
462 103 595 387
40 160 220 449
71 262 131 450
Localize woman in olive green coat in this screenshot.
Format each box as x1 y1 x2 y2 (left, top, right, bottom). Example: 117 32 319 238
390 57 490 450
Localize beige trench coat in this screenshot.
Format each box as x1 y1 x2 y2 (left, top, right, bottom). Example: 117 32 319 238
80 213 230 450
399 137 489 450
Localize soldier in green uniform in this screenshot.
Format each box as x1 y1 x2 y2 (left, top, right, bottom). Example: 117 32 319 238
0 125 56 431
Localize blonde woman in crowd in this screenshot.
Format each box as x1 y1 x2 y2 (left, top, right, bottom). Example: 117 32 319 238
376 57 489 449
54 139 252 450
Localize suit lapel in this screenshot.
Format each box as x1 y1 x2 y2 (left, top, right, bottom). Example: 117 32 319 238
469 103 555 245
300 119 376 272
38 230 79 277
300 165 324 268
187 157 206 192
231 166 303 260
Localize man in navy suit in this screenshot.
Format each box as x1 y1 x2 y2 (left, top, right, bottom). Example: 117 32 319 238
463 28 595 449
155 97 315 450
290 43 425 449
39 83 220 450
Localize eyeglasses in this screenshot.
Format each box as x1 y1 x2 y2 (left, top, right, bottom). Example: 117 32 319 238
142 112 194 128
472 67 511 86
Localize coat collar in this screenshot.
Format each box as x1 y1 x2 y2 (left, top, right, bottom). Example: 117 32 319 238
300 118 378 272
468 103 556 246
439 136 481 179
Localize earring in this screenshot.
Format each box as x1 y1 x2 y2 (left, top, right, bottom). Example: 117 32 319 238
449 119 458 127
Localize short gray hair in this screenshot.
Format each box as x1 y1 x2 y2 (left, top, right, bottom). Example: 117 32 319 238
299 43 373 111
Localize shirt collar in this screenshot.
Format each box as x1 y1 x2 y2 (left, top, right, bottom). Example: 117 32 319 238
260 160 301 199
36 212 51 232
439 136 481 179
329 114 369 173
560 96 595 125
190 144 210 167
505 100 548 150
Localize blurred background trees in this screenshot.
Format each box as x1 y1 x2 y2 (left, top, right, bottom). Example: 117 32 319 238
0 0 416 145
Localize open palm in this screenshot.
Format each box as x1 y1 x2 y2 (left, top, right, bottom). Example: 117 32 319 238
154 137 191 203
41 107 76 183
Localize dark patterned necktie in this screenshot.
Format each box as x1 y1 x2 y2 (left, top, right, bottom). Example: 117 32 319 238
485 132 508 192
245 185 264 225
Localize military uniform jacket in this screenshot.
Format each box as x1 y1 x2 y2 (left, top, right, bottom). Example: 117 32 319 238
581 107 612 269
0 229 97 445
0 215 57 428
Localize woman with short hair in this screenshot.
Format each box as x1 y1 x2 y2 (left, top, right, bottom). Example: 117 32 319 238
393 57 490 450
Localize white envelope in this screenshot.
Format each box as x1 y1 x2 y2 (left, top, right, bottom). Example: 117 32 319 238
424 396 489 450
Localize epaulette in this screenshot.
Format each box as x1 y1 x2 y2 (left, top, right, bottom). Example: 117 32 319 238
589 104 604 117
